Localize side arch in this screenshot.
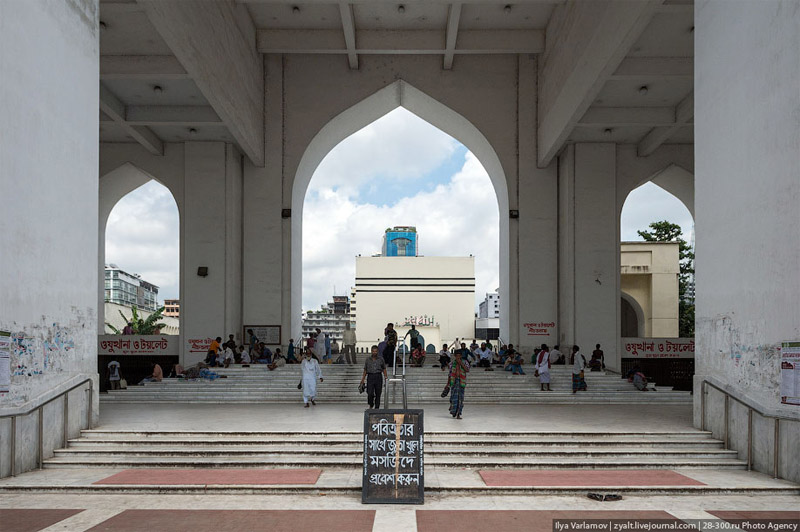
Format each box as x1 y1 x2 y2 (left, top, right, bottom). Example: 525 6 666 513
98 162 182 336
620 290 646 338
290 80 511 341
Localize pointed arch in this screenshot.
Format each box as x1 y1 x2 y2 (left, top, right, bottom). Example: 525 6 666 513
290 80 511 340
98 162 181 335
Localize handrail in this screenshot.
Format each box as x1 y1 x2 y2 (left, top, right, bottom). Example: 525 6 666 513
700 378 797 480
0 377 94 477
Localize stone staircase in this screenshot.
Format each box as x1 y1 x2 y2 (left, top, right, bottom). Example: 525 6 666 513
45 428 743 471
102 364 692 404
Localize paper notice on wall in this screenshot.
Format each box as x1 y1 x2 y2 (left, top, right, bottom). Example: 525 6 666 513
780 341 800 406
0 330 11 394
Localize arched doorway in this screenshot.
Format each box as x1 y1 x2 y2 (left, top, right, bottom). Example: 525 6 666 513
290 81 510 343
301 107 499 352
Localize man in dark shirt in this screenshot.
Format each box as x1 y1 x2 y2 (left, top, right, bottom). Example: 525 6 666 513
360 345 388 409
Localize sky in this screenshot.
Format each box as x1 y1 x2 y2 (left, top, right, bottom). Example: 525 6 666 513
104 108 694 311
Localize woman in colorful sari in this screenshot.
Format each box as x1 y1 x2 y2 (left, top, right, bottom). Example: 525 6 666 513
571 345 588 393
446 350 470 419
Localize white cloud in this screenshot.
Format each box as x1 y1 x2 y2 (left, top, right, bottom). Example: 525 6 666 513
309 108 459 198
620 182 695 243
105 180 180 302
303 150 499 312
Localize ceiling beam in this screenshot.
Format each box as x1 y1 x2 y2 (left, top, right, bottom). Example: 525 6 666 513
138 0 265 166
537 0 663 167
637 92 693 156
240 0 561 4
99 84 164 155
610 57 693 80
443 3 462 70
257 29 544 54
338 3 358 69
100 56 189 80
578 106 676 127
99 105 222 126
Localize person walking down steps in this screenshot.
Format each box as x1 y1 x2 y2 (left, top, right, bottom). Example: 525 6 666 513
300 350 323 407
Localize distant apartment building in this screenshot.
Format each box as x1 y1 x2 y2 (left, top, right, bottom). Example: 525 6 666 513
164 299 180 317
104 264 159 312
476 290 500 341
478 291 500 318
302 295 352 344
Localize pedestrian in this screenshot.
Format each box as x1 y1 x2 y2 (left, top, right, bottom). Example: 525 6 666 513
383 323 398 365
342 323 357 365
572 345 588 393
107 359 121 390
359 345 388 409
248 328 258 349
446 349 470 419
122 322 134 335
205 336 222 366
550 344 564 365
300 350 323 407
139 362 162 385
438 343 450 371
286 339 298 363
590 343 605 371
404 324 420 351
535 343 552 391
314 328 326 362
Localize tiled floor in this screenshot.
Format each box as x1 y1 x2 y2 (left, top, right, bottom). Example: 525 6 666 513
0 509 84 532
416 510 677 532
94 468 322 485
478 470 706 487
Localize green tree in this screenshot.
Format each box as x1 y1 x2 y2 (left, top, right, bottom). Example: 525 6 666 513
106 306 166 335
637 220 695 337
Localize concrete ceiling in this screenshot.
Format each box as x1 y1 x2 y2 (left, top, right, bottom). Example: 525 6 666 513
99 0 693 161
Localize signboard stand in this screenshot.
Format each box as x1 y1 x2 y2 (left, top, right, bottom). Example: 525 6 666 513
243 325 281 346
362 409 424 504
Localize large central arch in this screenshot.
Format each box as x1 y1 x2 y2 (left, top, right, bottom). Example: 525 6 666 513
290 80 511 341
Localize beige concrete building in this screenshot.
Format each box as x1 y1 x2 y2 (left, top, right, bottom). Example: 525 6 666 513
104 302 180 336
620 242 680 339
353 256 474 352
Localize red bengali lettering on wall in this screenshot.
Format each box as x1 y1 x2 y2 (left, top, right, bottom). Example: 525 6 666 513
523 321 556 337
622 338 695 359
98 335 174 356
187 337 213 353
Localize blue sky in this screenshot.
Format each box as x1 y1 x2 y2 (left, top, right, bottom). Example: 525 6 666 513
105 108 694 311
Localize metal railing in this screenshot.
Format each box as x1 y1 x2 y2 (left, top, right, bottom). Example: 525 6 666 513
0 377 94 477
385 342 408 408
700 379 797 479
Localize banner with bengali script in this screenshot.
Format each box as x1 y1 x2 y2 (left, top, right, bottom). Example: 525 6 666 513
98 335 177 356
622 337 695 359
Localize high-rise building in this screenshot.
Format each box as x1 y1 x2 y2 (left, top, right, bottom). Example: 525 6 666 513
104 264 159 312
382 226 418 257
302 295 353 344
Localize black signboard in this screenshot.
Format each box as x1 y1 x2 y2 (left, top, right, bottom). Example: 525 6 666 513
362 409 424 504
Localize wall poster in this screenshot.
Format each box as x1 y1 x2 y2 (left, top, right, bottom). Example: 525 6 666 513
0 330 10 394
780 341 800 406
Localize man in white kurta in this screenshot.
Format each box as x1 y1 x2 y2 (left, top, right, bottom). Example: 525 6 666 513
301 354 323 406
535 344 551 391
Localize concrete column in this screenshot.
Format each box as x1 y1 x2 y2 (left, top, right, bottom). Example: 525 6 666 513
695 0 800 416
0 0 99 477
241 55 285 344
516 55 559 353
182 142 242 365
559 143 620 369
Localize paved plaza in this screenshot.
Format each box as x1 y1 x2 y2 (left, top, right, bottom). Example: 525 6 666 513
1 404 797 531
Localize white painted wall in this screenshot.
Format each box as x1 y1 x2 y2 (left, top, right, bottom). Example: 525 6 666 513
695 0 800 417
0 0 99 478
0 0 99 406
353 256 475 350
